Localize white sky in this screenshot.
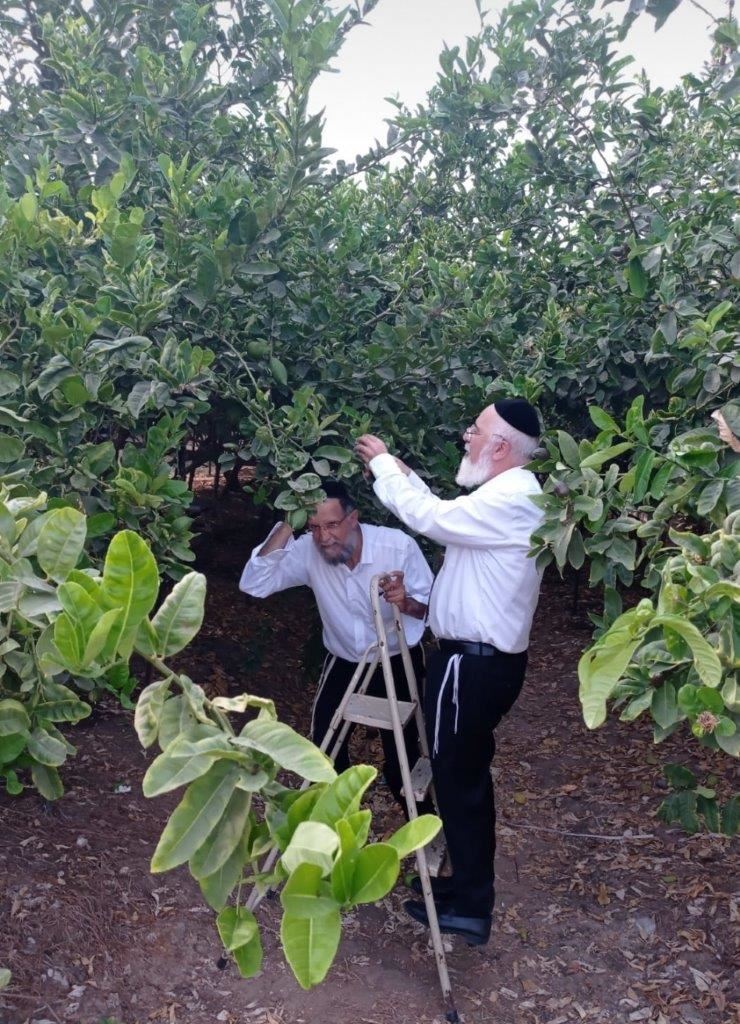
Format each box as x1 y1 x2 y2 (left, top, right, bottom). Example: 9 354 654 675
310 0 721 160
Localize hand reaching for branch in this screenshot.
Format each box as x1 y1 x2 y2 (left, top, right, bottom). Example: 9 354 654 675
355 435 411 476
354 434 388 465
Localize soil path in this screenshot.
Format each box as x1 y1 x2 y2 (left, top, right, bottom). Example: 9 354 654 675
1 491 736 1024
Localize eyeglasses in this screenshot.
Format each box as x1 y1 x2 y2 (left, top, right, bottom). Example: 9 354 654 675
463 425 509 446
307 512 352 536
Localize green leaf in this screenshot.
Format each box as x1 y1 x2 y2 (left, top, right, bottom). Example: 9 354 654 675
151 572 206 657
628 257 648 298
143 745 226 797
83 608 122 665
280 862 342 918
663 763 696 790
697 794 720 833
344 809 371 849
235 719 336 782
721 678 740 713
110 221 141 267
716 727 740 757
588 406 620 433
216 905 257 950
60 376 91 406
19 192 37 221
625 396 648 444
349 843 399 904
190 786 252 879
310 765 376 826
282 821 339 876
31 762 63 800
199 822 250 911
0 733 27 764
653 615 722 687
35 682 91 724
232 931 264 979
242 261 279 276
150 761 241 872
659 790 699 833
632 449 655 503
281 910 341 989
651 682 679 729
134 680 171 748
0 699 31 736
0 371 19 397
580 442 634 471
721 796 739 836
578 610 646 728
619 689 653 722
37 509 87 583
556 430 580 468
697 479 724 517
330 842 357 903
100 531 159 656
180 40 197 68
265 0 290 32
26 727 67 767
216 905 258 952
312 445 353 464
0 435 25 463
386 814 442 860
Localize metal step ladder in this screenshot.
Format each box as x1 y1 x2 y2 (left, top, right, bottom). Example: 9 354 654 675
247 574 458 1023
319 573 458 1023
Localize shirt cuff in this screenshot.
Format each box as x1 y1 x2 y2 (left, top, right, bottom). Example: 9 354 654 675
369 452 403 479
255 522 295 557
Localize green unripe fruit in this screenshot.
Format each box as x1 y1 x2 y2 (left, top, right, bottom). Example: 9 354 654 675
635 599 654 624
247 341 270 359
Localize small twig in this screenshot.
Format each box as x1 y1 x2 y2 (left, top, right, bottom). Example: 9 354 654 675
505 822 656 840
687 0 721 21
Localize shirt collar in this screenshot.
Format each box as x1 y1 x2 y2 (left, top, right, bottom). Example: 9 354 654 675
358 522 373 566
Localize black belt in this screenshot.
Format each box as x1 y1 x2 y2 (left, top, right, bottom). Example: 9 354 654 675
437 638 500 657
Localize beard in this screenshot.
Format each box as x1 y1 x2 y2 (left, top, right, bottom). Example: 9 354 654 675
455 447 493 489
319 542 355 566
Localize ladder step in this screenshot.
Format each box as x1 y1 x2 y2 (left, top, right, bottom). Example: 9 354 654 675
343 694 416 729
425 832 447 877
402 756 433 802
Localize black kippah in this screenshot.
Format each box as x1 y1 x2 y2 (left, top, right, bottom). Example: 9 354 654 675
494 398 540 438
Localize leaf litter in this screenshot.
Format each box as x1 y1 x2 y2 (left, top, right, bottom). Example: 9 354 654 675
0 487 736 1024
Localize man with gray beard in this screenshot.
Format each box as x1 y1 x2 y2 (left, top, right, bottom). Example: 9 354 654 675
239 480 433 812
355 398 543 946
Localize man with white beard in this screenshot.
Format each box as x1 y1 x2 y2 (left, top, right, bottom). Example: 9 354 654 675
355 399 543 947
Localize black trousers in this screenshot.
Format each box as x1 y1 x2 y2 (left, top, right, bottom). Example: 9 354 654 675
425 646 526 916
311 645 425 807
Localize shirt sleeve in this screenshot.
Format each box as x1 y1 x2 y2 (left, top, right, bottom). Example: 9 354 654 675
238 526 311 596
370 455 535 549
402 536 434 603
406 469 432 495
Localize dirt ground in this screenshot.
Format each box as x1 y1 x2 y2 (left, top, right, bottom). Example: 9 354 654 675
1 487 737 1024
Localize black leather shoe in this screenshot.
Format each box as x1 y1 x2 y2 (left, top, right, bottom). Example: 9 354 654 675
403 899 491 946
409 875 455 900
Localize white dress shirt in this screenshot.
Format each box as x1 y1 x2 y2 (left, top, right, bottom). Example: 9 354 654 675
239 523 433 662
369 454 544 654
